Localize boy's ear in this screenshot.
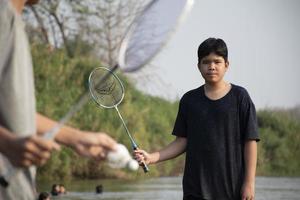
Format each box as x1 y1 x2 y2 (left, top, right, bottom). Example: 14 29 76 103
225 61 229 70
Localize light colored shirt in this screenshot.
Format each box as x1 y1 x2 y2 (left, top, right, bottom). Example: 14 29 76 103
0 0 37 199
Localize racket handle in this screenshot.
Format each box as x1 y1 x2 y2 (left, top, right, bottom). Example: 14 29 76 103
133 146 149 173
140 161 149 173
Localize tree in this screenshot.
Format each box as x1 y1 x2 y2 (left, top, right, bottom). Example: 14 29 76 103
24 0 148 60
24 0 171 102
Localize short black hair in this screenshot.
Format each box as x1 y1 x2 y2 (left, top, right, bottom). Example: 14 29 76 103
51 184 59 196
38 192 50 200
197 38 228 63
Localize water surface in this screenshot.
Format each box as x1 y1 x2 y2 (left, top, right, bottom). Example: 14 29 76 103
38 176 300 200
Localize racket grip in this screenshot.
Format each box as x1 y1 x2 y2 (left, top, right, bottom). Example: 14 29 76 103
133 146 149 173
140 161 149 173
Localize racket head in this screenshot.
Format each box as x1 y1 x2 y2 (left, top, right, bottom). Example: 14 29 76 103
118 0 194 72
88 67 125 108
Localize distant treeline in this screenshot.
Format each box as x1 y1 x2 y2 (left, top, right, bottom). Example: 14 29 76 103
32 44 300 181
257 109 300 176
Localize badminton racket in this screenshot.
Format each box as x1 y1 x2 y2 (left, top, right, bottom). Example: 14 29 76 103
89 67 149 172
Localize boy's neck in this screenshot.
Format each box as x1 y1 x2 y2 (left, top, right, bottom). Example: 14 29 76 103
204 80 227 90
204 81 231 100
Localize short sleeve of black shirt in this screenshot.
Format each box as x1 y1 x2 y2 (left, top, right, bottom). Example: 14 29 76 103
172 96 188 137
239 90 260 142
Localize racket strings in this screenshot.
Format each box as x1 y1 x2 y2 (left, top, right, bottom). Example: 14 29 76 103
90 68 124 108
94 79 116 95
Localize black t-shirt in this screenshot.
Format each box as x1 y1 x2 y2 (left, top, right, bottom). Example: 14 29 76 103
172 84 259 200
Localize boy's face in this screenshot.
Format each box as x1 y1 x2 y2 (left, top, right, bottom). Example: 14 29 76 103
198 53 229 84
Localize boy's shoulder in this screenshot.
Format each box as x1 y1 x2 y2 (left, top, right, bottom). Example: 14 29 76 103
179 86 205 106
231 84 248 94
231 84 254 105
231 84 250 97
181 86 203 100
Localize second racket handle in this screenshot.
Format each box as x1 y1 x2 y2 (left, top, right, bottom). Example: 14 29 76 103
133 146 149 173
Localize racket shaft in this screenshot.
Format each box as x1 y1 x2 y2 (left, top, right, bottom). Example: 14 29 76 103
114 106 137 147
114 107 149 173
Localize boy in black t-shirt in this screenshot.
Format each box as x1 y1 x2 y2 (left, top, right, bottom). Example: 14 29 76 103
134 38 259 200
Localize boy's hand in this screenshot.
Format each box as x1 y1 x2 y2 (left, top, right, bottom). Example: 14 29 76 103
3 135 60 167
241 181 255 200
133 149 152 165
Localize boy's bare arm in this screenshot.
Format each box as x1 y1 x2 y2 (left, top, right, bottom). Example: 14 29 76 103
244 140 257 183
241 140 257 200
153 136 187 164
134 136 187 165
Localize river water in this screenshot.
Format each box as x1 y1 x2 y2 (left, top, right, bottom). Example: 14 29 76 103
38 176 300 200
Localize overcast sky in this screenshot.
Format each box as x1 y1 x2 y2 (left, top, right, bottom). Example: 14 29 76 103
133 0 300 109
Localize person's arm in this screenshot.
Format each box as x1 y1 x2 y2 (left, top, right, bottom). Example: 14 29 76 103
134 136 187 165
36 113 83 146
241 140 257 200
36 113 117 160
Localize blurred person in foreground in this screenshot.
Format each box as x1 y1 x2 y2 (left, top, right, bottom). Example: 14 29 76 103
0 0 117 199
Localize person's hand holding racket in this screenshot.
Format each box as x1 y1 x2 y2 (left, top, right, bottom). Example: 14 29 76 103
133 149 153 166
133 137 187 166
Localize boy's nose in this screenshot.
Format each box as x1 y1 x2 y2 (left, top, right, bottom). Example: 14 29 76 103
208 64 216 70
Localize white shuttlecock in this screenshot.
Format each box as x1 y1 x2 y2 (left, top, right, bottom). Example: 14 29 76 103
107 144 139 171
127 159 139 171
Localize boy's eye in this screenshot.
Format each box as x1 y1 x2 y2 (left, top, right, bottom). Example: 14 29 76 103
201 59 223 65
202 60 210 64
